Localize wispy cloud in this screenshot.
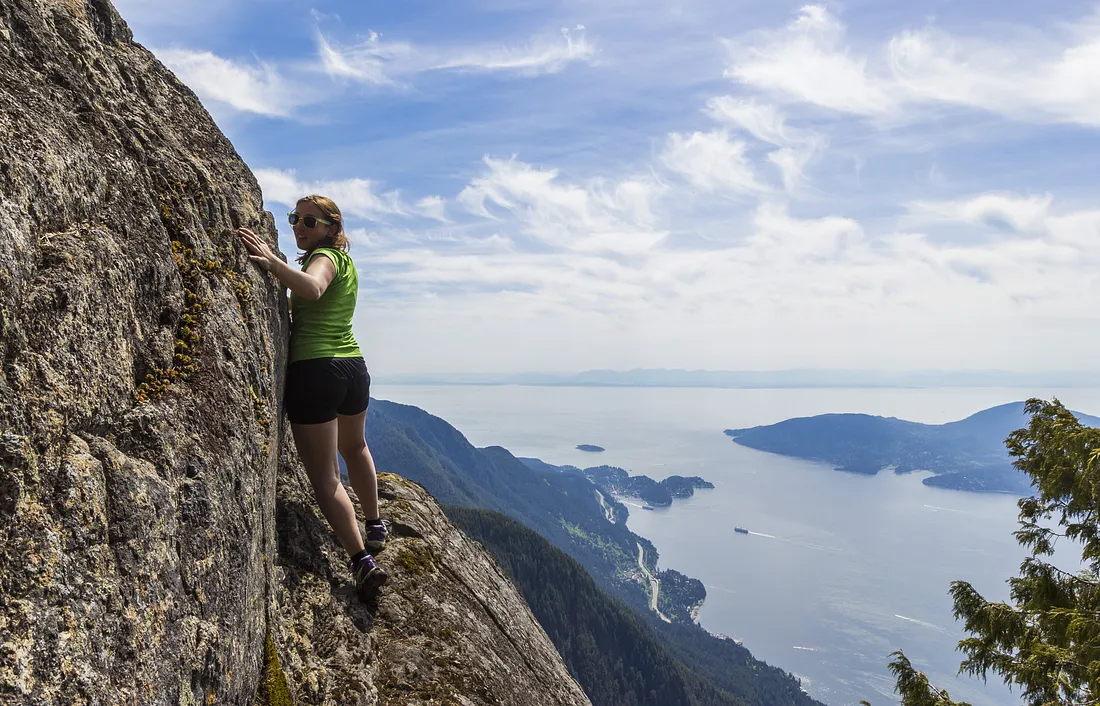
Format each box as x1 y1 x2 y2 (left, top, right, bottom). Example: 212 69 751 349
314 25 596 85
153 26 595 119
660 131 764 195
416 196 449 222
457 156 665 254
906 193 1100 258
157 49 291 117
726 4 1100 127
317 34 385 85
909 193 1055 233
314 29 413 86
749 202 863 259
704 97 823 192
705 96 801 146
726 6 896 117
255 168 431 221
433 26 595 75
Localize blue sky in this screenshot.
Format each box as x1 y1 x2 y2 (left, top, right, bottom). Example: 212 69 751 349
113 0 1100 375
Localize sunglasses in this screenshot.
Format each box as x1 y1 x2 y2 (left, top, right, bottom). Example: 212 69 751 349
287 212 334 229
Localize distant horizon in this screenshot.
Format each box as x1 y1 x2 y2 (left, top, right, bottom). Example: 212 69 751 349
376 367 1100 389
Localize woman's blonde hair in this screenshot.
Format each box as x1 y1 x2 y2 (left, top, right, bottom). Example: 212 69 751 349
295 194 349 264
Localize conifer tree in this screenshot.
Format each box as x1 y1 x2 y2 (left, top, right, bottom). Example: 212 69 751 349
874 398 1100 706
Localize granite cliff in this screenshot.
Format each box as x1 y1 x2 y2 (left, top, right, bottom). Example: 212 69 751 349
0 1 590 704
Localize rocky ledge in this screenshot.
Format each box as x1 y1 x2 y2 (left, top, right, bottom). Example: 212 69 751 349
273 469 591 706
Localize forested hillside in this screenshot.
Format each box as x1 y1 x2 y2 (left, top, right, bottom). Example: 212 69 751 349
447 507 822 706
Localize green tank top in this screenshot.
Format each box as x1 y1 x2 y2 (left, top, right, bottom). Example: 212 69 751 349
289 248 362 363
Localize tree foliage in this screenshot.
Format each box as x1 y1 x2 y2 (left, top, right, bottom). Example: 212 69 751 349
883 398 1100 706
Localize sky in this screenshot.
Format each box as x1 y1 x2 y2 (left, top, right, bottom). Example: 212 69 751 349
111 0 1100 375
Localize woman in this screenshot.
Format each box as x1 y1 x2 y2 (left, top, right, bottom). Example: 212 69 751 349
236 195 388 597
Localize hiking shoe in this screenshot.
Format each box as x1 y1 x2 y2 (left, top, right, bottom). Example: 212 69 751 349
350 553 388 595
364 520 389 552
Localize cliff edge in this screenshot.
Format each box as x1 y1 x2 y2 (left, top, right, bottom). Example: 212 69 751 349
0 1 590 704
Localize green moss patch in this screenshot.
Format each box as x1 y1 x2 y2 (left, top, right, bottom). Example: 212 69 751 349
395 544 436 575
255 631 292 706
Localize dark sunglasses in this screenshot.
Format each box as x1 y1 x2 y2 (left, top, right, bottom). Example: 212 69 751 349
288 212 334 229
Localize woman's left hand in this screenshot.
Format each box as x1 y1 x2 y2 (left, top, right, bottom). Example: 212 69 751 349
236 227 279 272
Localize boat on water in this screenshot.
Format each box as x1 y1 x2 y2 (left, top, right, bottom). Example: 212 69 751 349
642 505 654 511
734 527 749 534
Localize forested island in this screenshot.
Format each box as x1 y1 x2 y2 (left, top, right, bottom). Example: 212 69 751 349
725 401 1100 494
517 459 714 507
581 466 714 506
577 444 605 452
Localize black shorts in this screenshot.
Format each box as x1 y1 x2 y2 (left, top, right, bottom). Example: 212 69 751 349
285 357 371 425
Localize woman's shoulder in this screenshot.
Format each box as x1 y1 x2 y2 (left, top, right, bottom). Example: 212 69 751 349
307 247 352 268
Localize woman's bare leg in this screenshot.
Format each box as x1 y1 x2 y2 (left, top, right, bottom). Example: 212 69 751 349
337 409 380 522
292 420 365 556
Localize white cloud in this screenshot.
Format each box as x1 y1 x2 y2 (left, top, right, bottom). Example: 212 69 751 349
726 6 897 117
766 146 814 194
705 96 798 146
660 131 764 195
749 202 863 259
457 157 665 254
356 146 1100 371
416 196 448 222
704 97 823 192
255 168 444 222
433 26 596 75
910 193 1055 233
154 26 595 119
343 227 385 248
597 179 663 229
315 26 596 85
314 29 414 86
725 4 1100 126
1045 209 1100 249
156 49 291 117
316 31 394 85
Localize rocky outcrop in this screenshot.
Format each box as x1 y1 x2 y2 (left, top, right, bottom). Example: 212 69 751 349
0 1 591 704
275 470 591 705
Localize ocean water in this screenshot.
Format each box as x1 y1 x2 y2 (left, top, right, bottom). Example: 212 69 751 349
371 384 1100 706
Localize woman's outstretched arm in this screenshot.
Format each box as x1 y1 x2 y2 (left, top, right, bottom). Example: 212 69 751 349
236 227 335 300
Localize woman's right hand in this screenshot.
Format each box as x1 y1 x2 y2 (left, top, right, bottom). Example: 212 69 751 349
236 227 279 272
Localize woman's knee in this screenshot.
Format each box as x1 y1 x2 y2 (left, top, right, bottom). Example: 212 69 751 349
338 437 367 459
303 461 341 493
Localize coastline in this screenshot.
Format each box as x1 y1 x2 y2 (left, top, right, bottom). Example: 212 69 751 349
618 497 712 629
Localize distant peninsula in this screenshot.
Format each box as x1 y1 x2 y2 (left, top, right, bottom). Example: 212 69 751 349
576 444 605 453
516 459 713 507
724 401 1100 494
579 465 713 507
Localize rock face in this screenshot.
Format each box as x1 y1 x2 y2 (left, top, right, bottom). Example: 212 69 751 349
276 471 591 706
0 1 591 705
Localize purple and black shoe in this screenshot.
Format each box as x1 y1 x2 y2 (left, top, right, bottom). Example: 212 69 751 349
364 519 389 552
349 553 388 596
